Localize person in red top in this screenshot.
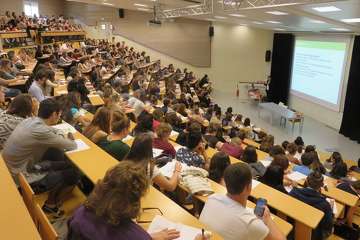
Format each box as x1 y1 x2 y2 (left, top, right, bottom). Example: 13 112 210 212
153 122 177 158
216 137 244 160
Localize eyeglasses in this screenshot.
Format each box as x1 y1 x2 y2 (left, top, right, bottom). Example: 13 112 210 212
136 207 163 224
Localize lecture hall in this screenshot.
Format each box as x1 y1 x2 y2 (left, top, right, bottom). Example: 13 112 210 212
1 0 360 239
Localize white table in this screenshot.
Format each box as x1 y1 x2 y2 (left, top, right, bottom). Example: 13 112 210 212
258 102 304 133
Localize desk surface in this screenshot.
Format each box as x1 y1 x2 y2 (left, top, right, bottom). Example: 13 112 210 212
189 180 293 236
0 158 41 240
67 132 223 239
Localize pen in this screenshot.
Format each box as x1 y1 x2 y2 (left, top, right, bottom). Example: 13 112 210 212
202 228 205 240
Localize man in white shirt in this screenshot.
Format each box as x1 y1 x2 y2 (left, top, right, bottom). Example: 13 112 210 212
200 162 285 240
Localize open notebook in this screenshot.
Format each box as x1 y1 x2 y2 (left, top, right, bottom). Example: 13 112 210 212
147 215 205 240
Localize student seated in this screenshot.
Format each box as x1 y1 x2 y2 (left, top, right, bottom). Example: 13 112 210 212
289 171 334 239
200 163 285 240
175 121 201 146
83 107 112 143
2 98 79 216
204 122 221 148
327 152 348 179
286 142 301 164
260 165 288 194
216 137 244 160
132 111 154 137
98 115 131 161
337 180 360 226
62 92 91 128
259 135 274 153
0 94 37 150
209 152 230 186
293 152 314 176
28 69 51 102
242 145 266 178
68 161 181 240
176 131 209 169
127 134 181 192
153 123 176 159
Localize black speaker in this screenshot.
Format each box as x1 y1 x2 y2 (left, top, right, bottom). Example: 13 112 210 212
265 50 271 62
119 9 124 18
209 26 214 37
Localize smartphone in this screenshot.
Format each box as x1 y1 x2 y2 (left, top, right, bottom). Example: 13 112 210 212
254 198 267 217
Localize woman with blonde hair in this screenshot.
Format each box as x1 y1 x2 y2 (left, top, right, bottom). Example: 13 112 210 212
68 161 180 240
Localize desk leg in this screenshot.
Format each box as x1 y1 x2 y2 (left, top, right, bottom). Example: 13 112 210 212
295 221 312 240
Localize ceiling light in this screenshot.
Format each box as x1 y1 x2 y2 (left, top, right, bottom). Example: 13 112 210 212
266 21 281 24
342 18 360 23
266 11 288 15
205 18 216 21
309 19 325 23
312 6 341 12
214 16 227 19
137 8 150 11
229 14 245 18
253 21 264 25
273 28 285 31
330 27 350 31
103 2 114 6
134 3 148 7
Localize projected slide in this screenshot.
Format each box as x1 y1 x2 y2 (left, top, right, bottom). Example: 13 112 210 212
291 39 347 109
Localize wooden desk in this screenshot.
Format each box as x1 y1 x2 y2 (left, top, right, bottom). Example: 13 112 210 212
204 146 322 240
0 157 41 240
243 138 260 149
67 132 223 238
88 94 104 106
141 187 223 239
185 179 293 236
8 79 26 86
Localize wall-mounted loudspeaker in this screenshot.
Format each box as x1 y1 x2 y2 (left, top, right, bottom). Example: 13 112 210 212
265 50 271 62
209 26 214 37
119 9 124 18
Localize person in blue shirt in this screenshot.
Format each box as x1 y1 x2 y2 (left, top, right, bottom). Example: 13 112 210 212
293 152 315 176
176 131 209 169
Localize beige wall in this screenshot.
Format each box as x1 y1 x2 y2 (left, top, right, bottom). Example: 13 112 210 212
0 0 64 16
64 2 211 67
84 22 274 95
39 0 64 16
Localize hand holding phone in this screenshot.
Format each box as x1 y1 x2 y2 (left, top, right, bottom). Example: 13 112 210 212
254 198 267 218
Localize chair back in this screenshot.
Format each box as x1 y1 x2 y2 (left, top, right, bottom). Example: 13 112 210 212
33 204 58 240
18 173 35 220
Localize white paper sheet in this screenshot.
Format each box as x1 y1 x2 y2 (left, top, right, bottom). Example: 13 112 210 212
260 160 272 168
66 139 90 153
122 135 134 142
252 179 261 190
153 148 164 158
52 122 76 135
286 171 307 182
147 215 202 240
170 130 179 139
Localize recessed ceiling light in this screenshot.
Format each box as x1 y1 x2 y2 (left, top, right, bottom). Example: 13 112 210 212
266 11 288 15
228 14 245 18
312 6 341 12
253 21 264 25
137 8 150 11
205 18 216 21
103 2 114 6
331 27 350 31
134 3 148 7
309 19 325 23
214 16 227 19
273 28 285 31
266 21 281 24
342 18 360 23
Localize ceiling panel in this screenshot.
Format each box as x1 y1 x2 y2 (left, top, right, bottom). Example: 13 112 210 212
66 0 360 32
